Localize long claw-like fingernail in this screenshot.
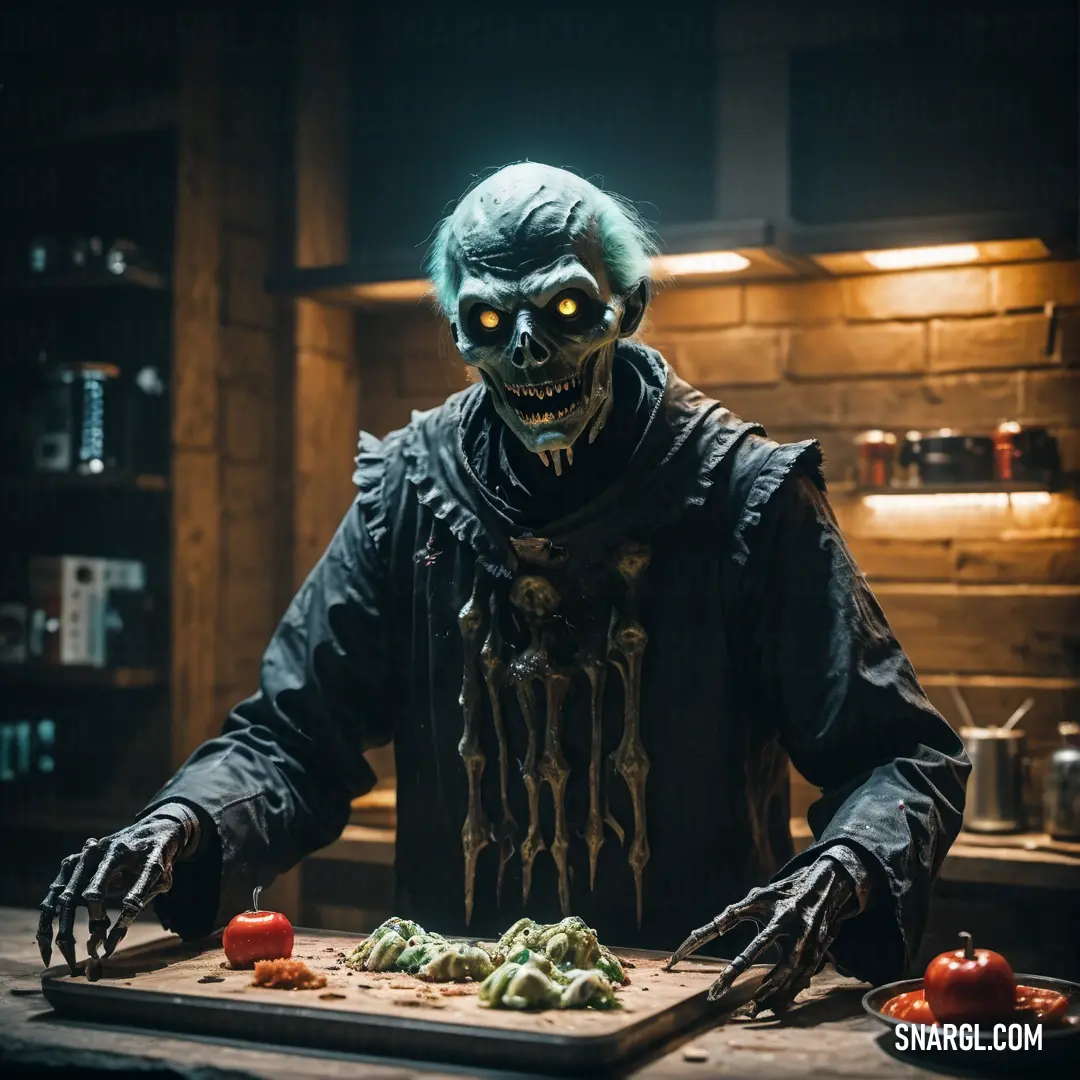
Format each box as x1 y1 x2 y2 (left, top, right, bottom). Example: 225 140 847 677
667 942 699 970
37 933 52 969
667 922 720 969
104 922 129 958
86 906 110 962
56 933 77 975
665 952 684 970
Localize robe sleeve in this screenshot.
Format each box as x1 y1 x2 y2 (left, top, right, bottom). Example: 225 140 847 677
731 446 970 985
140 437 395 938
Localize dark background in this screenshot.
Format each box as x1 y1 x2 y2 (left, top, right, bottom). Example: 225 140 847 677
341 0 1078 263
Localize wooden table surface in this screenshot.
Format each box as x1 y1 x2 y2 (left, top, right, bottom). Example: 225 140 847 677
0 906 983 1080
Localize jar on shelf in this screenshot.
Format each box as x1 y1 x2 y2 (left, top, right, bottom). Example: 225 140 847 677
900 429 994 485
994 421 1061 486
854 430 897 488
32 361 124 476
1044 722 1080 841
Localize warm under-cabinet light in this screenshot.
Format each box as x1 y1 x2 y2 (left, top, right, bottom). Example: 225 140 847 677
863 491 1053 513
813 237 1050 276
863 244 980 271
350 279 430 303
651 251 751 277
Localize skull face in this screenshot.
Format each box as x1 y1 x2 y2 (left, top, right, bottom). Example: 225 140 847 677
435 164 650 457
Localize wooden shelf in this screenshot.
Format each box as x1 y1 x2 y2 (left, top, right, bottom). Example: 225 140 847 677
792 819 1080 891
919 674 1080 691
265 257 428 308
854 482 1055 495
310 818 1080 891
308 824 395 867
349 787 396 828
0 94 177 154
1 473 169 494
0 267 167 294
0 666 166 689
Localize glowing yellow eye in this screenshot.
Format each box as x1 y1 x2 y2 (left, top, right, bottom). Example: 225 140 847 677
557 296 578 317
478 308 500 330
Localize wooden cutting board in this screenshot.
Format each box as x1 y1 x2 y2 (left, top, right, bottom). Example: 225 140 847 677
41 929 766 1074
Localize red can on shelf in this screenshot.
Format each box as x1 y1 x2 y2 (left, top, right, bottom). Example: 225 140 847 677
854 430 897 488
994 421 1022 481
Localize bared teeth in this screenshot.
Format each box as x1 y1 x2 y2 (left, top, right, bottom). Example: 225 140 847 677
507 377 584 400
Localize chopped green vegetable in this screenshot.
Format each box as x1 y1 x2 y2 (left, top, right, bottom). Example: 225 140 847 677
346 914 626 1007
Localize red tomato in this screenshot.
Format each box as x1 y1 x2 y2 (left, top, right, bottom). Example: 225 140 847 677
924 931 1015 1024
222 887 293 969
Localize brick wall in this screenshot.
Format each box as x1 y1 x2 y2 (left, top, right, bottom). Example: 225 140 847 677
354 259 1080 823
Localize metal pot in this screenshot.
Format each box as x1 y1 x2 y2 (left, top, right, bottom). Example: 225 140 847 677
902 431 995 485
961 726 1027 833
1044 722 1080 840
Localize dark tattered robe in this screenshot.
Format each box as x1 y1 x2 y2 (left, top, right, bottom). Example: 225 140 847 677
145 344 969 986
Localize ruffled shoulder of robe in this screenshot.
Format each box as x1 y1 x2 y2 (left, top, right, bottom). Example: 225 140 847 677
352 341 826 576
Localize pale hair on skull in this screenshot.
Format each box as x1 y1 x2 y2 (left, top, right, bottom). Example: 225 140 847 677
425 162 658 316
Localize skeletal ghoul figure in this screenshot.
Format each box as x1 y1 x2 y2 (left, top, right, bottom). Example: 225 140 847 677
426 167 661 926
39 162 969 1016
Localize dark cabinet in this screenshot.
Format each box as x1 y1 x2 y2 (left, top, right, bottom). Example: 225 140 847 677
347 5 718 263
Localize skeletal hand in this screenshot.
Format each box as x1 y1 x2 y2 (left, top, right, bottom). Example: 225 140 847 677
37 808 193 975
666 858 855 1017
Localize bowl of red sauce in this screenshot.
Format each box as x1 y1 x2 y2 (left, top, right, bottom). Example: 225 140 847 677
862 932 1078 1067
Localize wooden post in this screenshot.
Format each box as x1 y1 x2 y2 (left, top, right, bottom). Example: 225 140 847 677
293 2 358 589
269 2 360 924
171 12 223 769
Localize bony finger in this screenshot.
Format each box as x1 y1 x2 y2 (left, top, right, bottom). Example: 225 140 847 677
104 854 164 962
751 966 812 1019
83 839 131 905
667 901 757 970
129 848 167 897
85 900 111 959
103 902 141 958
36 853 78 967
706 922 783 1004
748 961 794 1017
56 839 104 973
751 935 828 1018
84 899 112 982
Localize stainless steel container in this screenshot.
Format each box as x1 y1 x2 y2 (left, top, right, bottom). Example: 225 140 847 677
961 726 1027 833
1044 722 1080 840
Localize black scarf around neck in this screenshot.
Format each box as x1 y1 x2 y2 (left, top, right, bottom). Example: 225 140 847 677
459 344 666 532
